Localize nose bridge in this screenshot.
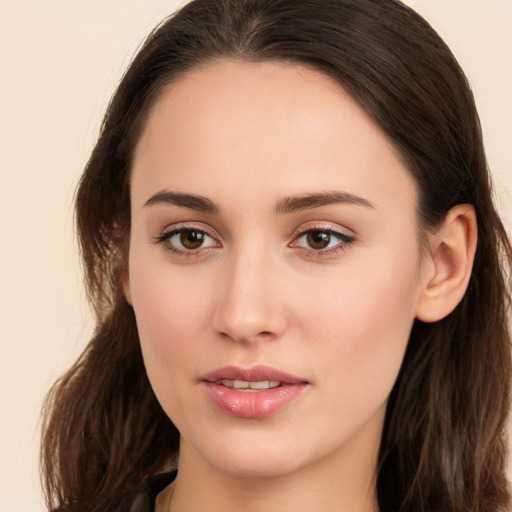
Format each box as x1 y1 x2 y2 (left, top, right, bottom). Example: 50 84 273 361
213 239 287 342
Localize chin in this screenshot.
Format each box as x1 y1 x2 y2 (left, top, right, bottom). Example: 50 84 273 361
186 428 313 478
211 450 306 478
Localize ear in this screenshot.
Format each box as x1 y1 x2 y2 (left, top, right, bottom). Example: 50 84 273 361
415 204 477 323
122 271 133 306
119 252 132 306
110 220 133 305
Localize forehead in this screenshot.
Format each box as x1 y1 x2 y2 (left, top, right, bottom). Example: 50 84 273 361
131 59 417 217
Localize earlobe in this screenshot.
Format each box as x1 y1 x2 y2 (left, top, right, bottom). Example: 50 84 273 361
123 277 133 305
122 267 133 305
415 204 477 323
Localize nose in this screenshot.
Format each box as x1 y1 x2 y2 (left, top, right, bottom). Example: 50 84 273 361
212 248 289 344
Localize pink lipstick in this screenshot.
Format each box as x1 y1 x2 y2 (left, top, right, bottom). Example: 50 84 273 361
202 365 309 418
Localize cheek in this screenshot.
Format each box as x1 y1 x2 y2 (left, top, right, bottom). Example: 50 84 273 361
298 247 421 408
127 251 213 403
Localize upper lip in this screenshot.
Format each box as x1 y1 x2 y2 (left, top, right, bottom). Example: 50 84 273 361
202 365 307 384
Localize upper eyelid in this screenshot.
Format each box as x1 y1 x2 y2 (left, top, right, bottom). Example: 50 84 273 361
159 221 219 238
154 221 354 246
290 221 354 239
291 229 354 247
153 223 222 251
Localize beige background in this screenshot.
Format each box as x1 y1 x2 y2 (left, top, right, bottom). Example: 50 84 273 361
0 1 511 510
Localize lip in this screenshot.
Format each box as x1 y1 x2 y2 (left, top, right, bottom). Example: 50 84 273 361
202 365 307 384
201 365 309 418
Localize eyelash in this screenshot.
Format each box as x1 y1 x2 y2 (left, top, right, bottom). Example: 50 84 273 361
290 224 355 257
153 223 220 257
153 223 355 258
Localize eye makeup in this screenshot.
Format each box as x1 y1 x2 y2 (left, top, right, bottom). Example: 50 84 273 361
153 220 356 259
289 222 356 258
153 222 221 257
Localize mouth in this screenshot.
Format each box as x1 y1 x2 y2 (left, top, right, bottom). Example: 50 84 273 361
201 365 309 418
202 364 307 385
215 379 282 391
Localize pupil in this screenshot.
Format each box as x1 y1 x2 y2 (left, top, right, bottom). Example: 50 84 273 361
307 230 330 249
180 230 204 249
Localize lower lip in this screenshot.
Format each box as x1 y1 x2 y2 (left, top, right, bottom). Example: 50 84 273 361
203 382 308 418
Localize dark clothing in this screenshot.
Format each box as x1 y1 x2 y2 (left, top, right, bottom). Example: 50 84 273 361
128 471 177 512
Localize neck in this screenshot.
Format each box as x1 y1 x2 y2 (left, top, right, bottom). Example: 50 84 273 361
168 419 381 512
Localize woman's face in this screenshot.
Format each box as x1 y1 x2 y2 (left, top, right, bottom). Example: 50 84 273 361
126 60 427 478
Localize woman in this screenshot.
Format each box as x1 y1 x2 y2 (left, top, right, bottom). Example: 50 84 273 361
40 0 512 511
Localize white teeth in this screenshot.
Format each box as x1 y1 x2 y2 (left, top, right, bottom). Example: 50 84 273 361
249 380 281 390
219 379 281 390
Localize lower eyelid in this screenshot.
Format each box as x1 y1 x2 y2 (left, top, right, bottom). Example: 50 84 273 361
301 245 349 258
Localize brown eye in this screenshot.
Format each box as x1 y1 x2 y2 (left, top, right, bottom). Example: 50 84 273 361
180 230 206 249
306 230 331 249
155 227 219 254
292 227 354 254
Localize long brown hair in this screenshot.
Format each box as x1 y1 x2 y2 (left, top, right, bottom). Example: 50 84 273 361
41 1 512 511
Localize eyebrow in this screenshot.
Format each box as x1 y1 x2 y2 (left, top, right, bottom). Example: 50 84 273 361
143 189 374 214
144 191 219 213
274 191 374 214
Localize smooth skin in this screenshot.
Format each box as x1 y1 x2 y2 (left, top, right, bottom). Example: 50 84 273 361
124 60 477 512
